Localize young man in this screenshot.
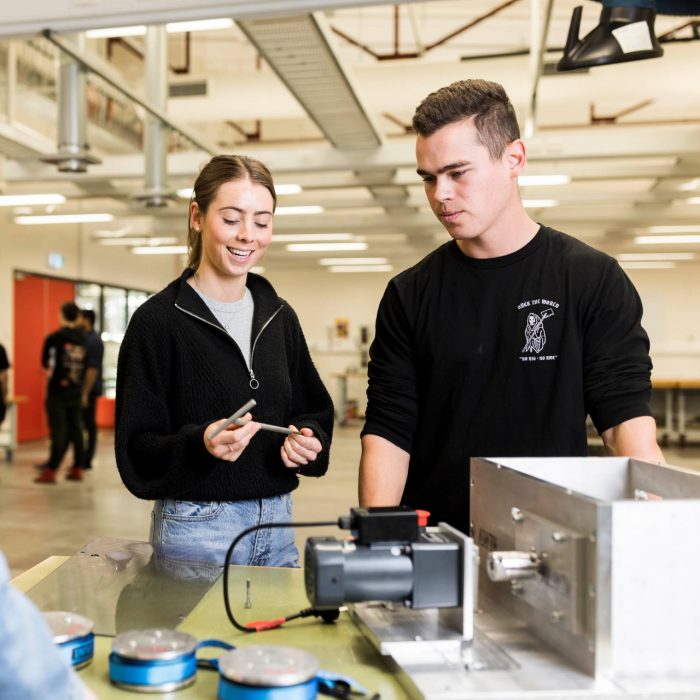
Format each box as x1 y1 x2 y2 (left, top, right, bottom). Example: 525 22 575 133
35 302 87 484
79 309 104 470
359 79 663 535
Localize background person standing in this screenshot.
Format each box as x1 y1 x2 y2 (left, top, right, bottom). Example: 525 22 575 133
35 302 86 484
79 309 103 471
0 342 9 428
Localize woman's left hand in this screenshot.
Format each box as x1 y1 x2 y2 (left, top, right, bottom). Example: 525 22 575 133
280 426 322 469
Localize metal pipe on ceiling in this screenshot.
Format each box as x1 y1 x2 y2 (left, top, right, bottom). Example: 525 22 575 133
42 29 216 157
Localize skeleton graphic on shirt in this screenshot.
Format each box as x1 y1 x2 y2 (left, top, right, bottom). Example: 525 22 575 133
522 308 554 354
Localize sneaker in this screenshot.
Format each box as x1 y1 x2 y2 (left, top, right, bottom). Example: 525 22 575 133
34 468 57 484
66 467 84 481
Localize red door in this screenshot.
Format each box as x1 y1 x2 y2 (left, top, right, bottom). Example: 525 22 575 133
13 274 76 442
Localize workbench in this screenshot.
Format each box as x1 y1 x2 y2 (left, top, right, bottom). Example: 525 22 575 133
12 543 407 700
13 534 700 699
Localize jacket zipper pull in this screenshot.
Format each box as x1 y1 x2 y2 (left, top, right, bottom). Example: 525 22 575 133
249 370 259 390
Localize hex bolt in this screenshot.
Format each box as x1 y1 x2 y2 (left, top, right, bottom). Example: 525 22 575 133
510 581 523 595
511 507 524 523
552 531 567 543
551 610 564 623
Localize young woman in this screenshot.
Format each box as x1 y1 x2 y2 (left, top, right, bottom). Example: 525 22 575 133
115 155 333 566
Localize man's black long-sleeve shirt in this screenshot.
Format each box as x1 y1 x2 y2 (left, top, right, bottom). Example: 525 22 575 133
362 227 653 534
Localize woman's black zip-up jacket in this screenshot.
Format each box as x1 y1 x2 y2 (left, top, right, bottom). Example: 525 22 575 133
115 268 333 502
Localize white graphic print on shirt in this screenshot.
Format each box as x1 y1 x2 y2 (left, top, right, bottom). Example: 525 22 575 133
517 298 559 363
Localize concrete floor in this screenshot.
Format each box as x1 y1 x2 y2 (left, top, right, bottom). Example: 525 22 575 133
2 426 700 578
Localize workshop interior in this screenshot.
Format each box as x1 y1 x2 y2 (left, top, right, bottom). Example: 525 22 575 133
2 0 700 698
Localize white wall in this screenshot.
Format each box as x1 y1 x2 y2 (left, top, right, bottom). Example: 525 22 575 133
626 265 700 380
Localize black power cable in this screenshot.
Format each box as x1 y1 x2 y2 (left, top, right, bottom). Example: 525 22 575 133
222 519 338 633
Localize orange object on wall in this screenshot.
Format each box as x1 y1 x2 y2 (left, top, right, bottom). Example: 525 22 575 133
96 397 115 429
13 274 76 442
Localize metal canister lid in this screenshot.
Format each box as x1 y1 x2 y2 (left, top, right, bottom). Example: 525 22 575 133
111 629 198 661
43 611 94 644
218 646 319 687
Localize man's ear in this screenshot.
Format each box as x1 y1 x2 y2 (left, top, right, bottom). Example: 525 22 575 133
505 139 527 176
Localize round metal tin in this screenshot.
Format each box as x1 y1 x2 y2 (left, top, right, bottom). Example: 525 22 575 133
111 629 198 661
43 611 95 670
218 646 319 687
110 629 199 692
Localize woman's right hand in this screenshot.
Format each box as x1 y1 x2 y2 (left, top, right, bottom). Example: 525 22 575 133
204 412 261 462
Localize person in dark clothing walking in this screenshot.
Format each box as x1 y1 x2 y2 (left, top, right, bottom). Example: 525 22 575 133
0 343 9 428
35 301 87 484
78 309 103 470
359 79 664 535
115 155 333 566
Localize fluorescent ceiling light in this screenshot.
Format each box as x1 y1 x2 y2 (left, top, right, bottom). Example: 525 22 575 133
0 194 66 207
276 206 323 216
518 175 571 186
635 235 700 244
522 199 558 208
86 25 146 38
619 262 676 270
98 237 178 246
646 225 700 233
329 265 393 273
166 18 234 33
132 245 188 255
276 184 302 195
287 242 368 252
87 19 234 38
679 178 700 192
319 257 388 266
272 234 354 243
177 183 302 199
93 226 132 238
15 213 114 224
618 253 695 261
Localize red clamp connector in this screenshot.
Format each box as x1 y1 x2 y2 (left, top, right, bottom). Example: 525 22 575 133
245 617 286 631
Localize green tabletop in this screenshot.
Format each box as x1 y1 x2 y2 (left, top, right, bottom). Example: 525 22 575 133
14 558 408 699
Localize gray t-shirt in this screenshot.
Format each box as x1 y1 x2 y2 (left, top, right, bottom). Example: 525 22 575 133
194 286 254 367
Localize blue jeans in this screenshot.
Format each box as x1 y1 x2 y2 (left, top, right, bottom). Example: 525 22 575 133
150 494 298 567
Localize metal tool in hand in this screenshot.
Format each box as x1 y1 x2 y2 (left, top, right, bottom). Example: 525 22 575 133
208 399 257 440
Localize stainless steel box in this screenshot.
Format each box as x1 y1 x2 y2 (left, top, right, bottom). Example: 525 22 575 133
471 456 700 679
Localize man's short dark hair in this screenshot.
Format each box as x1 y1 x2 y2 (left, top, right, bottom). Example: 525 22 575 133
61 301 80 322
81 309 96 327
412 79 520 160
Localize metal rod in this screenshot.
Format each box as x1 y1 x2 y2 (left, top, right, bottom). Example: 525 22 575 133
43 29 216 156
208 399 257 440
234 418 300 436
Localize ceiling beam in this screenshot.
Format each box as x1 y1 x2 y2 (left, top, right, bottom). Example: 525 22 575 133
5 124 700 184
0 0 430 39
